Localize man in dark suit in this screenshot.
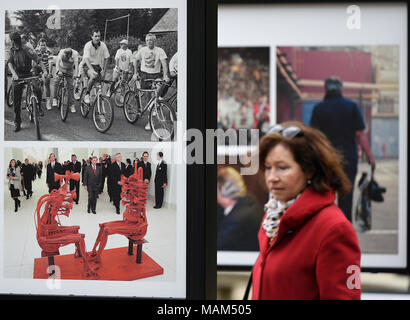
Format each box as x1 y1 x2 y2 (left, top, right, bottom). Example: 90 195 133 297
99 154 110 194
137 151 152 183
110 152 126 214
21 158 35 199
83 156 102 214
124 158 134 178
107 156 115 202
217 167 264 251
81 159 87 184
154 152 167 209
67 154 82 204
46 153 64 193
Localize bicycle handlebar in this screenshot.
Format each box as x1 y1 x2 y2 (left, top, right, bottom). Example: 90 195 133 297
143 78 164 83
12 76 42 85
95 79 114 84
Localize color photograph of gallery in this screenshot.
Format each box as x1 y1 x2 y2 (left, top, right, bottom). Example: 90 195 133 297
3 147 178 291
276 45 399 254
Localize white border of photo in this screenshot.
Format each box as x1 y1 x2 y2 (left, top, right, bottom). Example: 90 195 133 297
0 0 187 298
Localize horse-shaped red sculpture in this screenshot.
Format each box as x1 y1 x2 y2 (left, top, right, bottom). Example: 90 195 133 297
35 171 96 277
90 166 149 263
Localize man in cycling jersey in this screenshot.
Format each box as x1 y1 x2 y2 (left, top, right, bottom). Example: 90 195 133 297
82 29 110 104
7 32 47 132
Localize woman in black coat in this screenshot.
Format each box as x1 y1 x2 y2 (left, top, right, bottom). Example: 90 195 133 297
7 159 22 212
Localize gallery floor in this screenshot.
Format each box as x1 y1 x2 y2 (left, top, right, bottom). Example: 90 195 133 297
3 174 177 282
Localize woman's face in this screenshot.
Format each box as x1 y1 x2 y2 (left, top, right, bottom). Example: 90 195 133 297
264 143 308 202
10 160 16 167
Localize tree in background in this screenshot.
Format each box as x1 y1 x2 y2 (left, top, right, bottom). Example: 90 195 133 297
45 10 97 52
14 10 49 35
12 8 171 52
5 11 12 33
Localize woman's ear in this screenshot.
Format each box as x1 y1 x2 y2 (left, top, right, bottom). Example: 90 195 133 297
305 171 314 185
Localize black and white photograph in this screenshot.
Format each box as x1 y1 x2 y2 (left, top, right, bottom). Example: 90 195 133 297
0 0 195 300
4 7 178 141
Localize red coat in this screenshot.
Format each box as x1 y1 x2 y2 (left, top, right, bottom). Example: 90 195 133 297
252 187 361 300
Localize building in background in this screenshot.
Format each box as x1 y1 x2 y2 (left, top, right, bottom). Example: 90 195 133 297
149 8 178 36
276 46 399 160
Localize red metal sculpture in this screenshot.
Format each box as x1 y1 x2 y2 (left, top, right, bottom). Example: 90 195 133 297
35 171 96 277
90 166 149 263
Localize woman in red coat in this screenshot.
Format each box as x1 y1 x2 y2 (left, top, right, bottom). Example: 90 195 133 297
251 121 361 300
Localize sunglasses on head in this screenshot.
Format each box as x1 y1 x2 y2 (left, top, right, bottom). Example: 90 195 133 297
268 124 303 138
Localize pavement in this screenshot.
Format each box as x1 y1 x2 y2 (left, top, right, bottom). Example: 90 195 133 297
352 159 399 254
4 76 156 141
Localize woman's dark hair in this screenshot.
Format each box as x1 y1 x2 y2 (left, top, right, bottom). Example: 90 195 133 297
258 121 351 197
9 159 16 168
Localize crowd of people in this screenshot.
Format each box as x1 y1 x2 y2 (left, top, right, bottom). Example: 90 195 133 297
218 49 270 133
7 151 168 215
6 29 178 133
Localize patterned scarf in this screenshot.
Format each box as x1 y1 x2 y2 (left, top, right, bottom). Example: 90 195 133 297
262 194 299 242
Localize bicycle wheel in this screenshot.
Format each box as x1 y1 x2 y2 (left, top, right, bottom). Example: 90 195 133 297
31 96 41 140
113 82 129 108
7 85 13 107
149 100 177 141
73 78 83 101
170 95 177 113
92 95 114 133
60 85 69 122
25 85 32 110
79 88 90 118
56 82 63 109
123 91 140 124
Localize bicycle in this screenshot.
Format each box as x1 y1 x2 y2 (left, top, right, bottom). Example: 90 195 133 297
160 80 177 113
55 72 74 122
123 78 177 140
7 81 32 109
73 76 83 101
12 76 42 140
7 82 14 107
110 69 132 108
79 76 114 133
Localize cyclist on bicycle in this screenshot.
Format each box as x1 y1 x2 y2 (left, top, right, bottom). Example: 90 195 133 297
7 32 47 132
108 38 132 96
53 46 80 113
158 51 177 100
34 38 53 110
82 29 110 104
169 51 178 78
132 33 170 130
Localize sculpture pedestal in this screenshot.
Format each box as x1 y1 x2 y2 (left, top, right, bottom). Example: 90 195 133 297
33 246 164 281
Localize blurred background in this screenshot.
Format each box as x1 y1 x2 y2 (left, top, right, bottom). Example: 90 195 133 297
217 44 408 299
